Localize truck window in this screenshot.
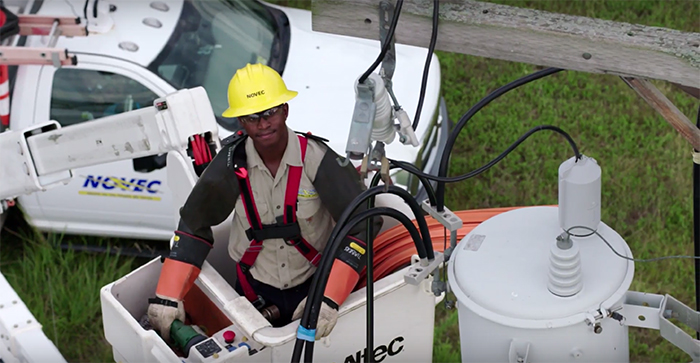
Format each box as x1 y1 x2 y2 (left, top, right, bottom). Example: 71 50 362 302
148 0 289 132
50 68 158 127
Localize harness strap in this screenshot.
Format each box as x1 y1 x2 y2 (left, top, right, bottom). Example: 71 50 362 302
236 264 264 308
233 135 321 306
282 136 321 266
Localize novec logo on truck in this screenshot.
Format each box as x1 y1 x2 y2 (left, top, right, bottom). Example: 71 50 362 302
80 175 162 201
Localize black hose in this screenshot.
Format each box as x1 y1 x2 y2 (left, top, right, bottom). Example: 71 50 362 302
292 207 424 363
390 125 581 183
292 183 432 362
322 185 433 262
304 340 315 363
291 330 304 362
292 181 434 362
370 164 438 206
694 104 700 340
358 0 404 84
412 0 440 131
435 67 565 211
365 199 375 363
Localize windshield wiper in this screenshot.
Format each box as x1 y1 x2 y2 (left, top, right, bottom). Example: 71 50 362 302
263 5 290 74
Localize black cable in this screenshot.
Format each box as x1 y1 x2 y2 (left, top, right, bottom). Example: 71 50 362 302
291 330 304 362
435 67 565 211
327 185 432 261
370 164 438 206
412 0 439 131
694 104 700 339
293 207 424 363
358 0 404 84
303 340 314 363
365 196 375 363
293 184 432 363
566 225 700 262
389 125 581 183
82 0 90 33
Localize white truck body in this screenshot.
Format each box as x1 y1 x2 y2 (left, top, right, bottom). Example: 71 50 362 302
3 0 447 241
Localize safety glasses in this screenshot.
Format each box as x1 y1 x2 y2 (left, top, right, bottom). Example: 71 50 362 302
239 105 282 125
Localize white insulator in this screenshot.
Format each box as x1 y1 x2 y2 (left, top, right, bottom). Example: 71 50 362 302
547 238 583 297
558 155 601 236
359 73 395 144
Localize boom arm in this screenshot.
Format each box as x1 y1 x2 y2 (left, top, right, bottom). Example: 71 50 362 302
0 86 221 203
0 86 220 363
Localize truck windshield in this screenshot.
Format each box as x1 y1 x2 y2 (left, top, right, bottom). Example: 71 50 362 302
148 0 289 131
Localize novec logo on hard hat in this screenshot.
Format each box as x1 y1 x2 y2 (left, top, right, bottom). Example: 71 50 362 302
246 90 265 98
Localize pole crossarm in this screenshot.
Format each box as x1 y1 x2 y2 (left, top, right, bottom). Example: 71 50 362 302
622 77 700 150
311 0 700 88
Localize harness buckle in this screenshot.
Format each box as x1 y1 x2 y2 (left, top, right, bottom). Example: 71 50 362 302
252 295 266 310
285 237 302 247
239 262 251 274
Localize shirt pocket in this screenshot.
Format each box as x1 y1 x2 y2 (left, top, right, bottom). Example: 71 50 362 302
297 196 321 242
235 192 270 228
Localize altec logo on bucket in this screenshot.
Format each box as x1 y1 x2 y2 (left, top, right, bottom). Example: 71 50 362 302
344 336 404 363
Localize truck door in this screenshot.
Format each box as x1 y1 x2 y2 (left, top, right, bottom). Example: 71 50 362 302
33 58 176 240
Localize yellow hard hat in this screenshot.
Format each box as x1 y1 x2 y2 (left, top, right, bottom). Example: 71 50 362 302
221 63 298 118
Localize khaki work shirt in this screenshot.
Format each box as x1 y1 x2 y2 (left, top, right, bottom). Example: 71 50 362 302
228 128 334 289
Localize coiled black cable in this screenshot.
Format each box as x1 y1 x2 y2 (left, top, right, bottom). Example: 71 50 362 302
435 67 565 211
363 165 437 360
390 125 581 183
369 164 438 206
292 206 426 363
291 183 433 363
325 185 433 261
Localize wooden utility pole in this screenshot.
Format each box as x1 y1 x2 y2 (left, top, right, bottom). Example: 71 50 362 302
311 0 700 147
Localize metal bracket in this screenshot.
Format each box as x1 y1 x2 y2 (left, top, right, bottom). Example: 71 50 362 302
621 291 700 362
404 251 444 285
364 142 392 187
421 199 463 240
660 295 700 361
378 0 396 83
431 279 446 296
508 339 531 363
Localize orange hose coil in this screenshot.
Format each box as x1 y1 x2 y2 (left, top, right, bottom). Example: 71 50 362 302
354 206 538 290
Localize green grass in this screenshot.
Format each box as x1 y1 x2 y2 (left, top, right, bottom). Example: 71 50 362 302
2 0 700 362
431 1 700 362
0 213 145 362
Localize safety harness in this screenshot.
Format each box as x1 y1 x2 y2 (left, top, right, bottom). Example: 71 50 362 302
231 134 322 308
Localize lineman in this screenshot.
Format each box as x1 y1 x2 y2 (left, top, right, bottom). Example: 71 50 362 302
147 63 383 341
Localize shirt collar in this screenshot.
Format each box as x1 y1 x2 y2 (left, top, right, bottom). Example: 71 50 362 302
245 126 302 169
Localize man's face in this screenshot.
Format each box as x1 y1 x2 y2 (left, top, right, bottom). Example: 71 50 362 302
239 103 288 149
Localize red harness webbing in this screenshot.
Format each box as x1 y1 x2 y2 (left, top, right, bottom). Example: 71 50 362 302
234 135 321 306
